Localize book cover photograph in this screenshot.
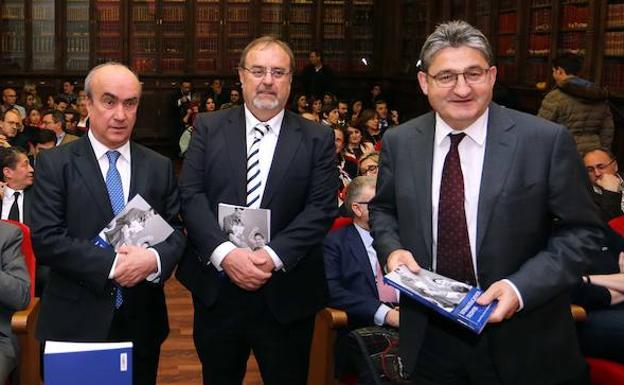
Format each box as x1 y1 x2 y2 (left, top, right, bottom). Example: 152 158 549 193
218 203 270 250
93 194 174 249
384 266 496 334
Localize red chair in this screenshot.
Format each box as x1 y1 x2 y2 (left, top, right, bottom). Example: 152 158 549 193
3 220 40 385
608 215 624 238
331 217 353 231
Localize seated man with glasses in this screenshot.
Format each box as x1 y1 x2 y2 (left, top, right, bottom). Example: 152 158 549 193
0 109 21 148
583 147 623 222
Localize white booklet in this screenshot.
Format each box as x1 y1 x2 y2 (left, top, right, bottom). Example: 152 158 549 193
218 203 271 250
93 194 174 249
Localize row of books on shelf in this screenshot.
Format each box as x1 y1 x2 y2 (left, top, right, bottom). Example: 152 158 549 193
196 22 219 35
323 7 345 23
559 31 585 53
162 6 185 22
226 23 250 35
97 37 121 52
560 4 589 29
260 7 283 23
66 22 89 34
497 12 517 34
531 0 551 6
227 7 249 21
605 31 624 56
197 6 220 21
497 35 516 56
33 6 54 21
0 34 24 52
526 61 549 83
33 23 54 35
132 6 156 22
97 6 120 22
1 5 24 20
33 56 55 70
603 62 624 90
67 6 89 21
528 33 550 55
290 6 313 23
67 35 89 53
97 21 122 33
196 58 217 72
260 24 281 35
196 38 218 52
531 8 551 32
66 57 90 71
291 38 312 54
607 4 624 29
323 24 345 38
290 24 312 36
33 36 55 53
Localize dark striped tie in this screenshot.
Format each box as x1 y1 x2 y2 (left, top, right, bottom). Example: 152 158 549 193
246 124 268 207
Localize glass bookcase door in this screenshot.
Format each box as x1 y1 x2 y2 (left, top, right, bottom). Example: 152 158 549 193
224 0 252 72
161 0 187 73
287 0 315 72
194 0 221 73
259 0 284 37
525 0 553 86
94 0 124 64
350 0 374 72
66 0 90 72
602 0 624 91
321 0 347 73
32 0 56 71
130 0 158 73
0 1 26 71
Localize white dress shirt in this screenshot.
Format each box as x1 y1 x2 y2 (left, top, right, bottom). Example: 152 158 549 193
1 185 24 222
88 131 161 282
354 223 399 326
209 106 285 271
431 109 524 309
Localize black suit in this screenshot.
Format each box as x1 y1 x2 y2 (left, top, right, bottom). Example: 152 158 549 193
370 103 603 385
0 187 33 226
177 106 337 385
31 136 185 385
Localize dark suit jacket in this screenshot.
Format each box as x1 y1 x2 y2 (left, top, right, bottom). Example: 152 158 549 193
323 224 382 328
0 187 33 226
31 136 185 343
176 106 337 324
370 103 603 385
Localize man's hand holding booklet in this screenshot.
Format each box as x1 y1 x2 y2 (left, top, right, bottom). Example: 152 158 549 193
384 266 497 333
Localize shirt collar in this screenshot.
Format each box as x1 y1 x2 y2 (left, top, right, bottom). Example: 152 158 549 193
434 108 488 147
353 222 373 247
88 130 131 162
3 184 20 198
244 105 284 137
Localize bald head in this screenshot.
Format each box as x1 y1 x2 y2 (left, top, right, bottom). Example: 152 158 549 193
85 62 142 99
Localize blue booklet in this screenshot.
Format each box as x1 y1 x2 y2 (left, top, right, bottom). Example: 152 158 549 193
44 341 132 385
384 266 496 334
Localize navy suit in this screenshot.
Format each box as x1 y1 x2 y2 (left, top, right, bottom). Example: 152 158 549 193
324 224 383 328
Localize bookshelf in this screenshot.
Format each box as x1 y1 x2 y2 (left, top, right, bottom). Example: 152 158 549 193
525 0 553 86
493 0 521 84
599 0 624 92
287 0 315 72
0 1 26 71
193 0 221 73
66 0 90 71
93 0 124 65
32 0 55 71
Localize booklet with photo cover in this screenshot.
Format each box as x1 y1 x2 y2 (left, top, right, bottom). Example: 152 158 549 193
218 203 271 250
384 266 497 334
92 194 174 249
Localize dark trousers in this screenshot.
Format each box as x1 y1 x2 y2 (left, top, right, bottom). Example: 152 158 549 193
193 280 315 385
578 303 624 364
108 304 162 385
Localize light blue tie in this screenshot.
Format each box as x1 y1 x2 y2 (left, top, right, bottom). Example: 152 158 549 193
105 150 125 308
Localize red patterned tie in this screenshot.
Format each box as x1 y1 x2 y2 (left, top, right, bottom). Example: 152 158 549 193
436 133 476 286
375 262 397 303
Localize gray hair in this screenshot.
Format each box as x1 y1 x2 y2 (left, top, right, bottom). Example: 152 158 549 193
419 20 493 72
344 176 376 218
84 62 142 98
238 36 295 74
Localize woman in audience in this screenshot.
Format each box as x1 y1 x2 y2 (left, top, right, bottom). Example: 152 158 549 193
45 95 55 111
203 96 217 113
310 96 322 121
321 102 340 127
344 124 374 164
357 109 381 147
358 152 379 177
291 94 308 114
334 125 357 203
25 108 43 129
350 99 363 124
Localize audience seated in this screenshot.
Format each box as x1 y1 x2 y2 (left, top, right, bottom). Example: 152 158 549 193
322 102 340 127
0 221 31 383
344 124 375 164
357 109 381 149
0 109 20 148
29 129 56 167
358 152 379 177
583 148 624 222
334 125 357 203
41 110 78 147
1 89 25 120
323 176 399 385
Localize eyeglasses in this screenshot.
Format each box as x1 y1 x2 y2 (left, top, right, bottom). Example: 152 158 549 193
586 159 616 173
427 67 491 88
241 66 291 79
359 164 378 175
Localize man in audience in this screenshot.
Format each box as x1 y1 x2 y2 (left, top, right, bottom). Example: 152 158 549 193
177 36 337 385
0 147 33 225
76 97 90 134
0 221 30 384
209 78 229 108
301 49 335 98
54 97 69 112
229 88 242 105
64 109 79 136
170 80 195 137
0 109 21 147
1 88 25 119
41 110 78 146
31 62 185 385
583 147 624 221
337 100 349 126
375 99 390 134
538 53 614 154
59 80 78 107
29 129 56 166
370 20 602 385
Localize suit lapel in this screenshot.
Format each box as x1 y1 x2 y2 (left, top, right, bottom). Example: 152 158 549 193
411 113 435 268
72 136 114 218
223 108 248 205
476 103 517 256
345 225 377 293
262 112 302 208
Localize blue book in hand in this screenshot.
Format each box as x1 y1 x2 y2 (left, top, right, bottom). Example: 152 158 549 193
44 341 132 385
384 266 497 334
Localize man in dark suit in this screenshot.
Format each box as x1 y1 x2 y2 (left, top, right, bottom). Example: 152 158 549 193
177 36 337 385
0 221 30 384
369 21 603 385
0 146 33 225
583 147 624 222
31 62 185 385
